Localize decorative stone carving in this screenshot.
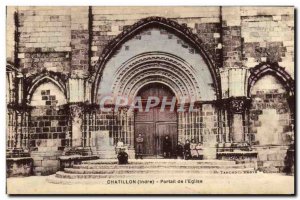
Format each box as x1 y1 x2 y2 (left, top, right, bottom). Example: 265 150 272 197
220 97 252 114
111 53 201 101
230 99 245 114
70 104 83 123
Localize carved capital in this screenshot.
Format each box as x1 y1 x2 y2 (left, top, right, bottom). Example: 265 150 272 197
229 99 246 114
229 97 251 114
69 104 84 123
219 97 251 114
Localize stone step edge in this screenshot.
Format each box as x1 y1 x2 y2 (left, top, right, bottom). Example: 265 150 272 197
73 163 254 168
82 160 238 164
64 167 255 172
56 168 257 177
83 159 236 162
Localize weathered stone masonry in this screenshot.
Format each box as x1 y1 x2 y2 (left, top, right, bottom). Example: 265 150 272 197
6 6 294 175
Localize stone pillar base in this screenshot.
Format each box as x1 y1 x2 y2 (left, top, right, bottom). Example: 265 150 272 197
202 134 217 159
96 149 117 159
203 147 217 159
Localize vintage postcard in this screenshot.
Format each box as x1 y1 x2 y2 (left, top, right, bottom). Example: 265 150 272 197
6 6 295 195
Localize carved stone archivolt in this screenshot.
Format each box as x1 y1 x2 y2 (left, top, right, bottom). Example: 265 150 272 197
111 52 202 101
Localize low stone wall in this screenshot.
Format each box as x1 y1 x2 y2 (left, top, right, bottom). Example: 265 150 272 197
7 157 33 177
31 150 63 175
253 145 289 173
217 151 258 169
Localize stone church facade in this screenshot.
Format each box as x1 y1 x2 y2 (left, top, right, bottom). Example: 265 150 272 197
6 6 294 176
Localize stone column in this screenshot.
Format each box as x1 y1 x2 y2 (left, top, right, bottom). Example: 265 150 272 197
69 104 83 147
227 97 251 143
220 67 250 145
9 105 32 157
67 6 91 150
68 75 91 151
16 73 24 104
201 103 218 159
15 110 22 149
124 108 135 158
220 7 251 146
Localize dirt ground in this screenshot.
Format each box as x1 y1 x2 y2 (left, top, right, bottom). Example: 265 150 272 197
6 172 294 195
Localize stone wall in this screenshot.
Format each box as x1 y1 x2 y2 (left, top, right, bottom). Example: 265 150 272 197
6 7 17 64
249 75 293 146
82 108 134 148
253 146 289 173
249 74 293 172
7 7 294 75
178 104 219 144
16 7 71 74
240 7 294 76
29 82 70 174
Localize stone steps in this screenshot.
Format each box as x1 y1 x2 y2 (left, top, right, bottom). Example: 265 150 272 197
47 159 257 184
56 168 256 178
63 167 255 175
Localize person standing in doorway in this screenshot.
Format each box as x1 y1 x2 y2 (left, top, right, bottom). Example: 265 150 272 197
163 135 172 158
136 133 144 159
184 139 192 160
176 141 184 159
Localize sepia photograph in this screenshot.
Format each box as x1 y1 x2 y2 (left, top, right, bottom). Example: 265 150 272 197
5 5 295 195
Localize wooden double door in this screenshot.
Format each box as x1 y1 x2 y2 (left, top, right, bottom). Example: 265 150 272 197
134 83 178 158
135 108 177 157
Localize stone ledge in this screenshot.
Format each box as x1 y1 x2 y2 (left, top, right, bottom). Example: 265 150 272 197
7 157 32 161
217 151 258 169
59 155 99 171
59 155 99 161
217 151 258 156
